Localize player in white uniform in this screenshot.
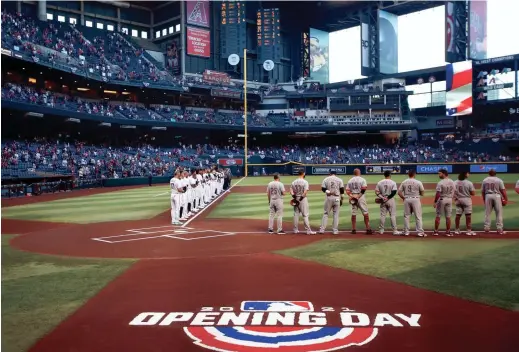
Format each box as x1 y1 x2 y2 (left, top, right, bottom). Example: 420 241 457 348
170 171 184 225
189 170 198 214
204 169 211 204
196 170 204 210
346 169 373 235
515 180 519 194
179 171 188 221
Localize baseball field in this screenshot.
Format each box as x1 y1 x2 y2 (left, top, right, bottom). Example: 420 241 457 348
2 173 519 352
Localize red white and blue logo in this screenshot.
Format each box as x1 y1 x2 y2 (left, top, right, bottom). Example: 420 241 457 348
129 300 421 352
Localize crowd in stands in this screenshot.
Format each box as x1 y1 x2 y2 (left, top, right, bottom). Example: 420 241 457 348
3 137 516 180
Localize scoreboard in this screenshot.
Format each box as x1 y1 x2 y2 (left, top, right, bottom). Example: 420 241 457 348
220 1 247 58
257 8 281 63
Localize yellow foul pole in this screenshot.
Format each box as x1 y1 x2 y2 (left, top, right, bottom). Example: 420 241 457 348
243 48 248 177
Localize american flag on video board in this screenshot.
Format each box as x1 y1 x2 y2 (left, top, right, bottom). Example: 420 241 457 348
446 61 473 116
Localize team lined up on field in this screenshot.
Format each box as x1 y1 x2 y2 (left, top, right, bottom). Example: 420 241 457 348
266 169 515 236
169 168 227 225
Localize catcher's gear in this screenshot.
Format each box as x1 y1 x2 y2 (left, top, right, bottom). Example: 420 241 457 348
375 198 384 204
349 197 359 205
290 199 300 207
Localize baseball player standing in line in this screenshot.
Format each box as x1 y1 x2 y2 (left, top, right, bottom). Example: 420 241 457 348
189 170 199 213
196 169 204 209
170 171 184 225
398 170 426 237
346 169 373 235
515 179 519 194
433 169 456 236
179 171 190 221
482 169 508 234
453 171 476 236
319 170 344 235
291 170 316 235
203 169 211 204
375 170 402 235
267 173 286 234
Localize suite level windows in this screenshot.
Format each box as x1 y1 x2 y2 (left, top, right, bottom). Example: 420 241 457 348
46 13 53 20
156 31 161 38
57 15 65 23
141 31 148 39
169 26 174 34
97 23 104 30
162 28 167 36
70 18 77 25
131 29 138 37
175 24 180 32
107 24 114 31
86 20 93 28
122 28 129 35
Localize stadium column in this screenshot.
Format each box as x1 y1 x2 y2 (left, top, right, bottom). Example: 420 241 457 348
180 0 186 75
244 48 248 177
37 0 46 21
16 1 21 13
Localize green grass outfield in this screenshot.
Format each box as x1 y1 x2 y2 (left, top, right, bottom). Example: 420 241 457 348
210 177 519 230
237 173 519 186
1 186 172 224
276 239 519 311
1 235 134 352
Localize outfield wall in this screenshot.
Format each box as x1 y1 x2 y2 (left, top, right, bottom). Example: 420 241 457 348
247 162 518 176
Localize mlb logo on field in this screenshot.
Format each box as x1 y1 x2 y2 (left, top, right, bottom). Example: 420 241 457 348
241 300 314 312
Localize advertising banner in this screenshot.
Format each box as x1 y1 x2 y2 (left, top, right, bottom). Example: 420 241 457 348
446 61 473 116
187 27 210 57
469 0 487 60
292 165 306 175
218 159 243 166
378 10 398 74
366 165 401 174
211 89 241 99
312 167 347 175
186 0 210 28
203 70 230 84
470 164 508 173
309 28 329 84
436 118 454 127
417 165 453 174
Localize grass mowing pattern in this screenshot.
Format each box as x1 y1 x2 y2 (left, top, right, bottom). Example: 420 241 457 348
1 186 171 224
208 190 519 230
276 239 519 310
1 235 135 352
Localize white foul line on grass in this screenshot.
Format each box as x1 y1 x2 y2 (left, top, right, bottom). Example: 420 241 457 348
181 177 246 228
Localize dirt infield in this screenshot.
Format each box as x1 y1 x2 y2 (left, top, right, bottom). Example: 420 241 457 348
1 185 149 208
27 255 519 352
4 188 519 351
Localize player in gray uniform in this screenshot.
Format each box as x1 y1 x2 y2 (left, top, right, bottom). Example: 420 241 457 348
433 169 456 236
291 170 316 235
346 169 373 235
267 173 286 234
398 170 426 237
515 180 519 194
453 172 476 236
482 169 508 234
375 170 402 235
319 170 344 235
